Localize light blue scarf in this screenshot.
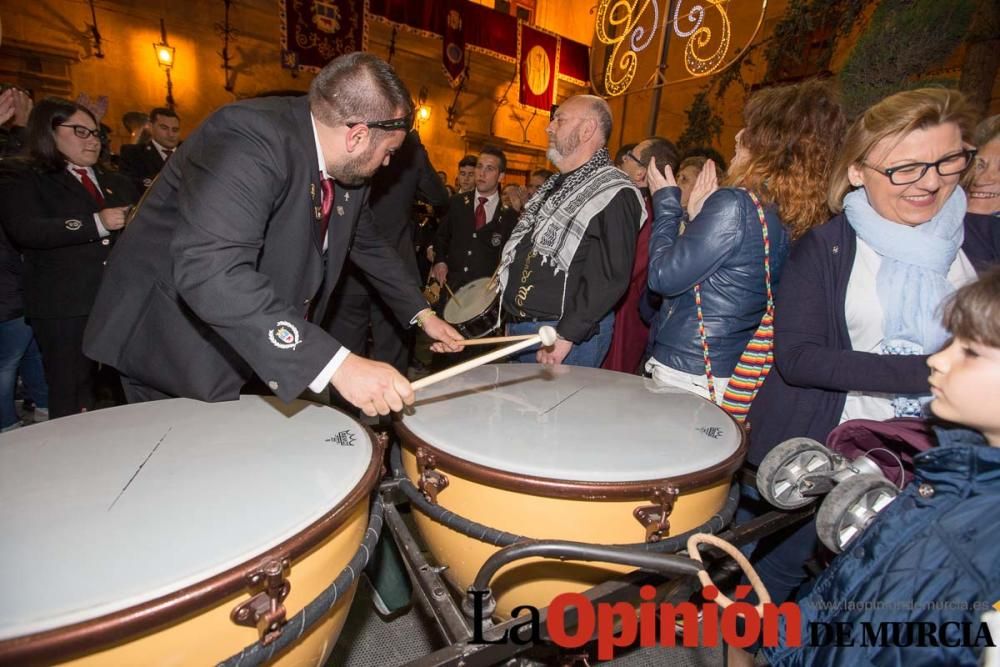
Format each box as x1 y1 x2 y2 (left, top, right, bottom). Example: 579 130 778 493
843 186 967 416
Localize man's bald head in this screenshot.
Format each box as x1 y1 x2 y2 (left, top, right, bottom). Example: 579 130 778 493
546 94 614 172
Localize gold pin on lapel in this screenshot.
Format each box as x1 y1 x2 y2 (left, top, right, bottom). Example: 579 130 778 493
344 192 350 201
336 206 345 216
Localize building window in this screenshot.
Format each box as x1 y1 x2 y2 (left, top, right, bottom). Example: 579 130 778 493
495 0 535 24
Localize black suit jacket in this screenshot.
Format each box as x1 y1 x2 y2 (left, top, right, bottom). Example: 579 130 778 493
83 96 428 403
338 130 448 296
0 162 138 319
434 191 519 288
120 142 167 191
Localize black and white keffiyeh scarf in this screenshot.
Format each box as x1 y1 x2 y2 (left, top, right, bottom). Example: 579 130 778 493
495 147 646 305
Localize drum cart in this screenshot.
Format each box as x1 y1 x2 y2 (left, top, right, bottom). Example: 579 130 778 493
378 465 815 667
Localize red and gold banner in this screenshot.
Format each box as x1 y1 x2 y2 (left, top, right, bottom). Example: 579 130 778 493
442 0 466 86
280 0 365 72
366 0 588 86
518 24 558 112
557 37 589 86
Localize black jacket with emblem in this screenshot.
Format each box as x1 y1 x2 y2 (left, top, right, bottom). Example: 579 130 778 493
83 96 428 403
434 191 518 289
0 159 138 319
119 142 168 191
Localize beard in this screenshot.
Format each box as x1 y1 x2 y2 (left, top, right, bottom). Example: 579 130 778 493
546 130 580 167
330 143 378 185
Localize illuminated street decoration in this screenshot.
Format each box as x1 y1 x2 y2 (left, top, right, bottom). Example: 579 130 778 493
591 0 767 96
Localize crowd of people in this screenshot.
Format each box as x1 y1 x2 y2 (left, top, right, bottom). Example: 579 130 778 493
2 52 1000 664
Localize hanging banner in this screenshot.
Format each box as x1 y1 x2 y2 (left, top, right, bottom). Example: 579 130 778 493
442 0 466 86
366 0 589 86
280 0 365 72
518 24 558 112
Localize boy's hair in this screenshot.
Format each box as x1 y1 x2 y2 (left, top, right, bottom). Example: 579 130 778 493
943 268 1000 347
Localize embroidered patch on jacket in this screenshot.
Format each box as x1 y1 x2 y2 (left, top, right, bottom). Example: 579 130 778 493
491 232 503 247
268 321 301 350
65 219 82 231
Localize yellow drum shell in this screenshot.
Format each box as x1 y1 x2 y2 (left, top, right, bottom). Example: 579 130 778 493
60 504 366 667
1 438 383 667
399 434 744 619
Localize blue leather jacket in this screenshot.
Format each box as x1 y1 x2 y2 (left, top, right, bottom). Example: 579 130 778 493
647 186 790 377
766 426 1000 666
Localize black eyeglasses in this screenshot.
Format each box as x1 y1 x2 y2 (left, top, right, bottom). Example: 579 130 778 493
623 151 644 167
863 149 977 185
345 115 412 132
57 124 101 139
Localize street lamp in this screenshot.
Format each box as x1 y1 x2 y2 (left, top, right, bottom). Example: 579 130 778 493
153 19 176 108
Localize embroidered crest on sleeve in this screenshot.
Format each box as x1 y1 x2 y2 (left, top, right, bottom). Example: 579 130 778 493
268 321 302 350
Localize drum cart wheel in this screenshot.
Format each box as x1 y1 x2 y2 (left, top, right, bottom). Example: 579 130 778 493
756 438 836 510
815 474 898 554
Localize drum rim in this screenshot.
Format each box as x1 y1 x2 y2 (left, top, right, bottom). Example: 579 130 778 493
394 414 747 499
0 427 386 665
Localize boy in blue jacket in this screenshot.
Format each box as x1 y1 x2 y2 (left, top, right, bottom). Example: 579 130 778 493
764 269 1000 666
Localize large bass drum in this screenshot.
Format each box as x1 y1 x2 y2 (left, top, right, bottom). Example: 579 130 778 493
0 395 379 665
395 364 745 618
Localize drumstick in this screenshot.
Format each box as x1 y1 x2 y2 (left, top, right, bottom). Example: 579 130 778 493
412 326 558 391
443 281 462 307
450 333 539 346
486 264 501 289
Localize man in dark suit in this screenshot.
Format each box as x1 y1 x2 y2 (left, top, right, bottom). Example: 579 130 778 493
430 145 519 292
119 107 180 191
83 53 463 417
326 130 448 374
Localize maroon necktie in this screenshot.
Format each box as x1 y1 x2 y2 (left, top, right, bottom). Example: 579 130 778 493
163 148 174 159
73 168 105 206
320 176 334 243
474 196 487 230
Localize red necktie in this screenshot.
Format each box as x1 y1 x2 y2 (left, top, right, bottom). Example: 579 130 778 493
320 176 334 243
73 168 105 207
474 196 487 230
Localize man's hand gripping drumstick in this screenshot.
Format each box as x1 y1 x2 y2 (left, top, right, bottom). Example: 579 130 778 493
332 308 465 417
413 326 558 391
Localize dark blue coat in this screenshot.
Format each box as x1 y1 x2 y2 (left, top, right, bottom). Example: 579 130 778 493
747 214 1000 465
765 426 1000 666
647 186 790 378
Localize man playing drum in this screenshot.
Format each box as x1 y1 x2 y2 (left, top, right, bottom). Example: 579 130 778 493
497 95 647 367
429 145 519 294
83 53 463 417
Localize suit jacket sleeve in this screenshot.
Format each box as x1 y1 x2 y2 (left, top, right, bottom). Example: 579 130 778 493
349 196 429 325
416 143 449 208
0 167 107 249
434 202 454 263
169 108 339 401
773 231 929 394
118 145 144 191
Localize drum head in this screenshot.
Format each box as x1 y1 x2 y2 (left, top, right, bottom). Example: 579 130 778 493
402 364 741 483
0 396 372 640
443 277 497 324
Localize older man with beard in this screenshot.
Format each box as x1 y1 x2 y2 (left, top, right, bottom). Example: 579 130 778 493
84 53 463 416
496 95 646 367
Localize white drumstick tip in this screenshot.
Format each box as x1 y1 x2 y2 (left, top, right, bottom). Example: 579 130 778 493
537 326 558 347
